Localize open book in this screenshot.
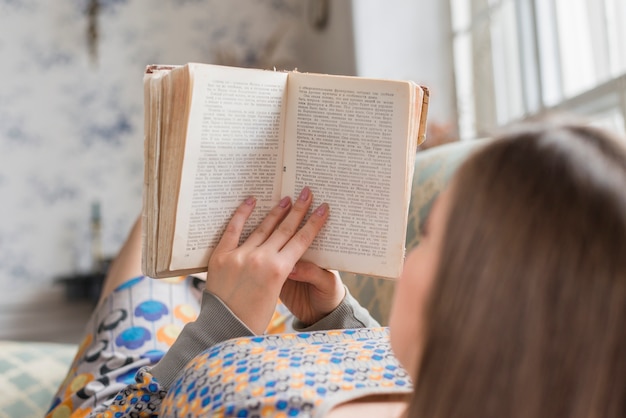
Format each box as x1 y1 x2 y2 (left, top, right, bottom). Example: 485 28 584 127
142 63 429 279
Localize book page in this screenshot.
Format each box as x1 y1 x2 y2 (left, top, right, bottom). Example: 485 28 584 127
283 72 417 278
170 64 289 271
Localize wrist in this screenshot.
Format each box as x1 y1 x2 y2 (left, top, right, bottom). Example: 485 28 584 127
150 291 254 388
293 285 348 329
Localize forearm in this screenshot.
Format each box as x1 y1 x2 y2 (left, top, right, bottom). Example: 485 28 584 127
98 216 143 305
150 290 254 389
292 286 380 331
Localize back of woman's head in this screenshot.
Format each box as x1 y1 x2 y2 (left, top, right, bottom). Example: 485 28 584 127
409 123 626 418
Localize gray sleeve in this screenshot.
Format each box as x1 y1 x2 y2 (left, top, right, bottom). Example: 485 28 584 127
291 286 380 331
150 290 254 389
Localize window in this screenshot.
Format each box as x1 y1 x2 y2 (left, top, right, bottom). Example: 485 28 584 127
451 0 626 140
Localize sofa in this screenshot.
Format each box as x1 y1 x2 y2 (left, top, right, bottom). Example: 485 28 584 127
0 138 484 417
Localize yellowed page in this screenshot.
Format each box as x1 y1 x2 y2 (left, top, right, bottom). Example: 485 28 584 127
282 72 421 278
170 64 288 271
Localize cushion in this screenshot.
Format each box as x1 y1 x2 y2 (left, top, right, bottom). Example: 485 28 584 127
342 139 486 324
0 341 77 417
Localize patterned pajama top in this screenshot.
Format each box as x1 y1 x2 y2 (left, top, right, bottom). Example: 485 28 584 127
46 276 411 418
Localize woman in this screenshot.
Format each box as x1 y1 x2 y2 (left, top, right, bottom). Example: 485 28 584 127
404 123 626 417
48 122 626 417
47 186 380 418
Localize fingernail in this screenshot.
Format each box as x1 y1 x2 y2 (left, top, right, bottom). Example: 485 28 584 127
290 266 297 276
279 196 291 208
314 203 328 216
245 196 256 206
299 186 310 201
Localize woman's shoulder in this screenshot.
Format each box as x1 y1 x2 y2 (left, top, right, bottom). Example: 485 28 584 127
203 326 394 363
160 327 412 417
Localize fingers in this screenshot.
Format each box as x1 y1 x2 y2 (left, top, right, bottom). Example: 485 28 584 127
280 201 329 261
213 196 257 253
218 187 328 263
281 262 345 324
288 261 335 286
265 186 316 250
244 196 292 247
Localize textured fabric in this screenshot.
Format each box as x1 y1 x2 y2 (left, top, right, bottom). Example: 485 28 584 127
0 341 77 418
44 278 380 417
45 275 297 417
166 327 411 417
163 327 411 417
45 275 203 417
151 285 379 393
149 291 255 390
94 328 411 418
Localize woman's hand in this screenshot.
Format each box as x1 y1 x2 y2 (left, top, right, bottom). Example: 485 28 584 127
204 186 329 334
280 261 345 326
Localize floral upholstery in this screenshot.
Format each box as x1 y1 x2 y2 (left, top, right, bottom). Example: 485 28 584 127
0 341 77 418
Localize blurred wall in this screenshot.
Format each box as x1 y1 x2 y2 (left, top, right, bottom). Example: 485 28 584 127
0 0 307 337
352 0 455 125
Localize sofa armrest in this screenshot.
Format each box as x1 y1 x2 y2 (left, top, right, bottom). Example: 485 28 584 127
0 340 78 416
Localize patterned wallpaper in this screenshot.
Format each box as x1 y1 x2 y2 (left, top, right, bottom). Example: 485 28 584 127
0 0 303 308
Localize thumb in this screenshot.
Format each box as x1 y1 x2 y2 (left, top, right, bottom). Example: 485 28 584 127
289 262 343 295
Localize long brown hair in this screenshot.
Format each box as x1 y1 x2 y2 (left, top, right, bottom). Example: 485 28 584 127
407 123 626 417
